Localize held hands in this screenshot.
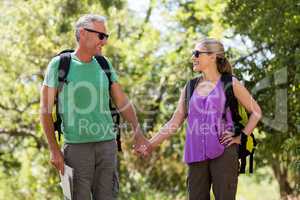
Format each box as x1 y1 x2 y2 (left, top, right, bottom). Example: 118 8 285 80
132 129 155 157
135 139 154 157
132 127 153 157
220 130 241 147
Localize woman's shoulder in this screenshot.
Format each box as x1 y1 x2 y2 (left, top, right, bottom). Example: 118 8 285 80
221 73 242 84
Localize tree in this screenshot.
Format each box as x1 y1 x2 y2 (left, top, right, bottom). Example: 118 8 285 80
1 0 295 199
223 0 300 199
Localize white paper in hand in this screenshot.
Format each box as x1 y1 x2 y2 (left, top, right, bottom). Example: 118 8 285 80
59 164 74 200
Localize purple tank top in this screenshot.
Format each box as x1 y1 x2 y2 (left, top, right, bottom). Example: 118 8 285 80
184 79 233 163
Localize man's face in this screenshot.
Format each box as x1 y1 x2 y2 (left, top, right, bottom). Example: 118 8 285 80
80 21 108 56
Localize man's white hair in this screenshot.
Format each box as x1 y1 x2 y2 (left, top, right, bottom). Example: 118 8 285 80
75 14 106 42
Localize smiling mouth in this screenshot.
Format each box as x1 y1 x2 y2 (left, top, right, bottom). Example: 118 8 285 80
193 61 200 66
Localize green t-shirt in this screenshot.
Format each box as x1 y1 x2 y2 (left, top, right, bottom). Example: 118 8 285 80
43 53 118 143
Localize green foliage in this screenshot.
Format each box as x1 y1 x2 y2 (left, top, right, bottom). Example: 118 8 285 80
0 0 298 199
223 0 300 198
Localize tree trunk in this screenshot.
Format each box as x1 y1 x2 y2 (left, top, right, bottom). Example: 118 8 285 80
271 163 295 199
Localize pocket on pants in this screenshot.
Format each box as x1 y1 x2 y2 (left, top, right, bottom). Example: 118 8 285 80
62 144 70 162
186 173 189 191
112 170 119 197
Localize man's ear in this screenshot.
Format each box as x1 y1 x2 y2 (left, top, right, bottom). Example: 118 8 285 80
79 28 86 40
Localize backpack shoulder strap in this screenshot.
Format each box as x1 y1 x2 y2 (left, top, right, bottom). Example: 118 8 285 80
94 55 122 151
58 52 72 91
57 49 75 56
221 73 242 127
94 55 113 89
54 50 73 141
185 76 202 115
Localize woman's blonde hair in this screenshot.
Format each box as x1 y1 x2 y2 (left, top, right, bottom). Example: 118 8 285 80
199 38 232 74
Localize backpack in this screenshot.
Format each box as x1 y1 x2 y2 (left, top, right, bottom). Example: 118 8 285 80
184 73 257 173
52 49 122 151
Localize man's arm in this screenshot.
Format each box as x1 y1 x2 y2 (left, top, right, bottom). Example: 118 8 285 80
40 85 64 174
110 83 148 149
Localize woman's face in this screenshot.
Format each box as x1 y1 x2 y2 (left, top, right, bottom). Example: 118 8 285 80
191 43 215 72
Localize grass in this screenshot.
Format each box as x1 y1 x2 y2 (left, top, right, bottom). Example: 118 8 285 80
120 167 281 200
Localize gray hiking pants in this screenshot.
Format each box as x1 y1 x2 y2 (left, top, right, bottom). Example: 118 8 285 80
63 139 119 200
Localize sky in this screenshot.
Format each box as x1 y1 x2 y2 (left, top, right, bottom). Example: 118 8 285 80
127 0 166 30
128 0 150 17
126 0 272 71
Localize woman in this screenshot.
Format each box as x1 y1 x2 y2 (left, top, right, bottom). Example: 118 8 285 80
139 38 262 200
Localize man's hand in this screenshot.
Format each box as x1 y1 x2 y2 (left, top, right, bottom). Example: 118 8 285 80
137 140 155 157
132 128 151 157
50 149 65 175
134 131 159 157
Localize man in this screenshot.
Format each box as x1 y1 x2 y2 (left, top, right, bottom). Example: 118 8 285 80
40 14 148 199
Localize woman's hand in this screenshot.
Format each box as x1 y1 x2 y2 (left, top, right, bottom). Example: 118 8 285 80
220 130 241 147
135 139 155 157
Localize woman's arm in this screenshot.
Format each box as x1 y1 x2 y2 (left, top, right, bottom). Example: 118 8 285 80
232 78 262 135
148 86 188 150
220 78 262 146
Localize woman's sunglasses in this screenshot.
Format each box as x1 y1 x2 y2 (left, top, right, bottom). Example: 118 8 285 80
84 28 109 40
192 50 211 58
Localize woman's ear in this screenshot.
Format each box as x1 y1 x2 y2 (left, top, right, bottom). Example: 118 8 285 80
208 53 217 62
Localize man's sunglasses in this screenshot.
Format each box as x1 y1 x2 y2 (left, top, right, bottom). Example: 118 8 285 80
84 28 109 40
192 50 212 58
